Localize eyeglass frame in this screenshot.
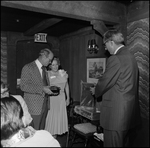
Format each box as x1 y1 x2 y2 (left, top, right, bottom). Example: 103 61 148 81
103 39 112 50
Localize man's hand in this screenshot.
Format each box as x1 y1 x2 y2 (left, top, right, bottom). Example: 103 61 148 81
43 86 53 95
90 86 96 96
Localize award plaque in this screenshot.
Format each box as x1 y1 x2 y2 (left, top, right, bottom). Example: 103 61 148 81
74 81 101 121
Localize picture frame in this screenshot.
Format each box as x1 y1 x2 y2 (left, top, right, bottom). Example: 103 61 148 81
87 58 106 84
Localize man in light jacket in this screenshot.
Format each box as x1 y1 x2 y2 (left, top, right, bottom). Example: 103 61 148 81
20 48 54 130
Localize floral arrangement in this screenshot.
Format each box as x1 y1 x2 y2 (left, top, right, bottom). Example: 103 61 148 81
59 69 68 78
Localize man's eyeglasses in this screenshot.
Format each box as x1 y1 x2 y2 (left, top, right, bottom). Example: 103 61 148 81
103 39 112 50
103 43 107 50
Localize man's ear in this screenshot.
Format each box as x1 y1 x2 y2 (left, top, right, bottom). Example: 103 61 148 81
110 40 114 46
42 54 47 61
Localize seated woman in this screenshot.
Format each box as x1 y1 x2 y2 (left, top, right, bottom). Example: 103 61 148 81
1 96 61 147
1 81 32 127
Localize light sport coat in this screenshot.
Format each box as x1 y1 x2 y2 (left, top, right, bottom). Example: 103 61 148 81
20 61 45 115
95 46 141 131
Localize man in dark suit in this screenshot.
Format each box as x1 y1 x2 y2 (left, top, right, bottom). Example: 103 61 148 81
20 48 54 130
90 30 141 147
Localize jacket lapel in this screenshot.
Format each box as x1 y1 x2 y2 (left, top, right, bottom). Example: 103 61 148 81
32 61 43 84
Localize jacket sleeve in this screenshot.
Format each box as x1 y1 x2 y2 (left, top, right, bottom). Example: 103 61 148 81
95 56 121 98
20 64 43 94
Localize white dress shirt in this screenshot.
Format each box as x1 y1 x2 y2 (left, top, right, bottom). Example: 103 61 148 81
114 45 124 55
35 59 43 77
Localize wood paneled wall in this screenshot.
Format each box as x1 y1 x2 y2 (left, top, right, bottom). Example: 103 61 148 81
59 28 107 102
1 33 7 84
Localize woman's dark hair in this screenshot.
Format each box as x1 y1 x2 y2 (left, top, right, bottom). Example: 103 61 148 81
47 56 62 70
1 96 24 140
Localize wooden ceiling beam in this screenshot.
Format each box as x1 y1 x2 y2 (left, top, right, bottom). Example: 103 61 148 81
1 1 125 24
91 20 108 36
24 18 62 36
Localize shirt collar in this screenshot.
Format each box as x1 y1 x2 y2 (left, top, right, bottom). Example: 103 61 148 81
114 45 124 54
35 59 42 69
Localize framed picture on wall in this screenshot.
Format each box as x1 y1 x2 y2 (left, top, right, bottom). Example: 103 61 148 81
87 58 106 84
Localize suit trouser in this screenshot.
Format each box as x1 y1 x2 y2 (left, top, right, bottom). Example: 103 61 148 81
31 96 49 130
39 95 50 129
40 103 48 129
103 129 129 147
31 108 48 130
31 114 41 130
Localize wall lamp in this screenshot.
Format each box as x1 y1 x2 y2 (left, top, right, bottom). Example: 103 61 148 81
87 39 99 54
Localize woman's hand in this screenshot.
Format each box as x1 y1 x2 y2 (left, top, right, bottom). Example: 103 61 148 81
1 87 9 98
66 99 70 106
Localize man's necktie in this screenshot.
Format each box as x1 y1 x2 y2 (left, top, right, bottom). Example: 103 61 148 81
40 66 50 129
41 66 48 86
41 66 50 110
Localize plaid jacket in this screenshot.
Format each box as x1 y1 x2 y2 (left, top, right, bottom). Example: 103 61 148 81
20 61 45 115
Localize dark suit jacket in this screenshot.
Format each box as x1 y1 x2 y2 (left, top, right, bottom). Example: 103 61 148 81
20 61 45 115
95 47 141 131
